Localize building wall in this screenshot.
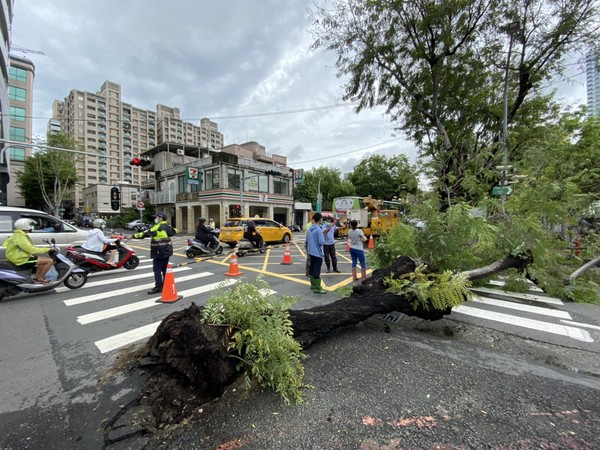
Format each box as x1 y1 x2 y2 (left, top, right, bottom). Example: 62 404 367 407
6 54 34 206
0 0 13 206
586 49 600 117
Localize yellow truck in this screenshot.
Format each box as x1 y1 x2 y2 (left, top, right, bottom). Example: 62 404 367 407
334 196 403 238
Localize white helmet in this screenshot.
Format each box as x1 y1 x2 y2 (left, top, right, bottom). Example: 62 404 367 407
14 218 36 231
93 219 106 229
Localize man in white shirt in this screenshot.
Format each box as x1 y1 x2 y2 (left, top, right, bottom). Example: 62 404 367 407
82 219 118 266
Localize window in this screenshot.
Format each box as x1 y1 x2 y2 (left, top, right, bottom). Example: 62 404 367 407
10 106 26 122
178 175 186 193
8 86 26 102
228 168 241 189
9 147 26 161
9 126 26 141
9 66 27 82
205 168 220 189
273 177 288 195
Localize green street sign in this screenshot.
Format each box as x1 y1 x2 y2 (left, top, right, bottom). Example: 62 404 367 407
492 185 513 196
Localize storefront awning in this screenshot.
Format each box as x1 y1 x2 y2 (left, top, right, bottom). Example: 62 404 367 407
294 202 312 210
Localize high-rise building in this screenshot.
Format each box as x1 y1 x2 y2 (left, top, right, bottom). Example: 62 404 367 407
586 49 600 116
0 0 14 206
6 54 34 206
51 80 224 217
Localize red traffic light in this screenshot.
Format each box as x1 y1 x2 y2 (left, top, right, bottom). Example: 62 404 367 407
130 158 141 166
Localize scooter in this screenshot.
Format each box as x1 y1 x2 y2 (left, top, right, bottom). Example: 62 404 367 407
0 239 88 301
66 239 140 272
185 235 224 259
236 237 267 257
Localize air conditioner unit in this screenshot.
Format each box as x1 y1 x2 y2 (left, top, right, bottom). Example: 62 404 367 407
176 149 185 156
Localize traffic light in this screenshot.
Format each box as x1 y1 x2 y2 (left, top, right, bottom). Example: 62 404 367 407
110 187 120 211
130 158 152 167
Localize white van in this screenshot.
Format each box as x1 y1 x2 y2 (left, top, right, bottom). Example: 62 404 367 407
0 207 90 259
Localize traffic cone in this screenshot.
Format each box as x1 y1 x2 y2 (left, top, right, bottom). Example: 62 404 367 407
225 252 244 277
368 234 375 249
281 243 293 265
160 263 183 303
346 239 350 252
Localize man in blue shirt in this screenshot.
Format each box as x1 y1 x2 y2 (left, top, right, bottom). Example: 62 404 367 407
323 216 340 273
306 213 326 294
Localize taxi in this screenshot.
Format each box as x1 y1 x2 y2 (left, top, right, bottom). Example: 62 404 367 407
220 217 293 247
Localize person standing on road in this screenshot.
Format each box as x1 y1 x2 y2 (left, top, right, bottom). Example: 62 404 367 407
348 219 367 284
307 213 326 294
127 212 177 295
323 216 340 273
304 220 314 278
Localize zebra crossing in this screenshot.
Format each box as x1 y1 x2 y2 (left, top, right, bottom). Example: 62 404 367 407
57 256 240 354
58 257 597 356
452 281 596 343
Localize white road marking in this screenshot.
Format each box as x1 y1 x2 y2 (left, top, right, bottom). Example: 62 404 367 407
55 266 191 293
488 279 544 292
95 322 162 354
93 279 240 353
80 279 238 325
470 295 572 319
469 286 564 305
453 304 593 342
64 271 212 306
559 319 600 331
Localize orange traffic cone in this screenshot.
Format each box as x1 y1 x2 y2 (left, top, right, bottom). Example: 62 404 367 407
160 263 183 303
225 252 244 277
281 243 293 265
368 234 375 249
346 239 350 252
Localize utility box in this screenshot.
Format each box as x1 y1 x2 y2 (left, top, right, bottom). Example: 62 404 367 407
347 209 369 227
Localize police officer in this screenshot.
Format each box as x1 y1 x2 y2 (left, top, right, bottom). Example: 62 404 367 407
127 212 177 294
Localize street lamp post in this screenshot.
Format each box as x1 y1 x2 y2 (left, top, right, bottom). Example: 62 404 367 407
316 178 322 213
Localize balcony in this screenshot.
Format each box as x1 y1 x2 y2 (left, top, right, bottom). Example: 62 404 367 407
149 191 177 204
176 191 200 202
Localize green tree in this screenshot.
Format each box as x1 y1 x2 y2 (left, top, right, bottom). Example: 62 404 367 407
292 166 355 212
310 0 598 209
347 154 418 200
16 133 80 216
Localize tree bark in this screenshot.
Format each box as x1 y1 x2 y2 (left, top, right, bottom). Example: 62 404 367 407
563 255 600 285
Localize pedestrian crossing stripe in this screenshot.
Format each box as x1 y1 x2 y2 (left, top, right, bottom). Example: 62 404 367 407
470 295 571 320
453 304 593 342
470 286 564 305
91 279 240 353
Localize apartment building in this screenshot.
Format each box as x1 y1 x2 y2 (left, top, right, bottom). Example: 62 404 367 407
6 54 34 207
51 80 224 217
586 48 600 117
0 0 13 206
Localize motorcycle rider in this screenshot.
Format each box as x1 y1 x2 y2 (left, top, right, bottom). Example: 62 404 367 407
82 219 118 266
127 212 177 295
243 220 263 249
195 217 219 250
4 218 54 284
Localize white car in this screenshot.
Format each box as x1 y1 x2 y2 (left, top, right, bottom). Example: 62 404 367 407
125 219 144 230
0 207 89 258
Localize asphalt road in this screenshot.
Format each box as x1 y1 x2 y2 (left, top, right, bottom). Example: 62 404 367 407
0 231 598 449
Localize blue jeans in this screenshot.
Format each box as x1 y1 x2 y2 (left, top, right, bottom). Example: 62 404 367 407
349 248 366 269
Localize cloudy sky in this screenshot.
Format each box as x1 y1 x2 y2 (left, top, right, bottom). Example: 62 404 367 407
10 1 588 176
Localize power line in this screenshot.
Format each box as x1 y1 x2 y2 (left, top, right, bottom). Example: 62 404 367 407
290 138 402 165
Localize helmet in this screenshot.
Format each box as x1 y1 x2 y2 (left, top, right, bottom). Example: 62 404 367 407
198 217 206 224
156 212 167 220
92 219 106 229
14 218 36 231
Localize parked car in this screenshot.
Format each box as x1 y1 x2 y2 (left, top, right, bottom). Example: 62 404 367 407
124 219 145 230
220 217 293 247
0 206 90 259
288 224 302 232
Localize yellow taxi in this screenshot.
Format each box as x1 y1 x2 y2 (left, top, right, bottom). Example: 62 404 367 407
220 217 293 247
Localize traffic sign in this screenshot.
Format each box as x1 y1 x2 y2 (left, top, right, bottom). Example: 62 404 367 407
492 185 513 196
136 200 145 209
